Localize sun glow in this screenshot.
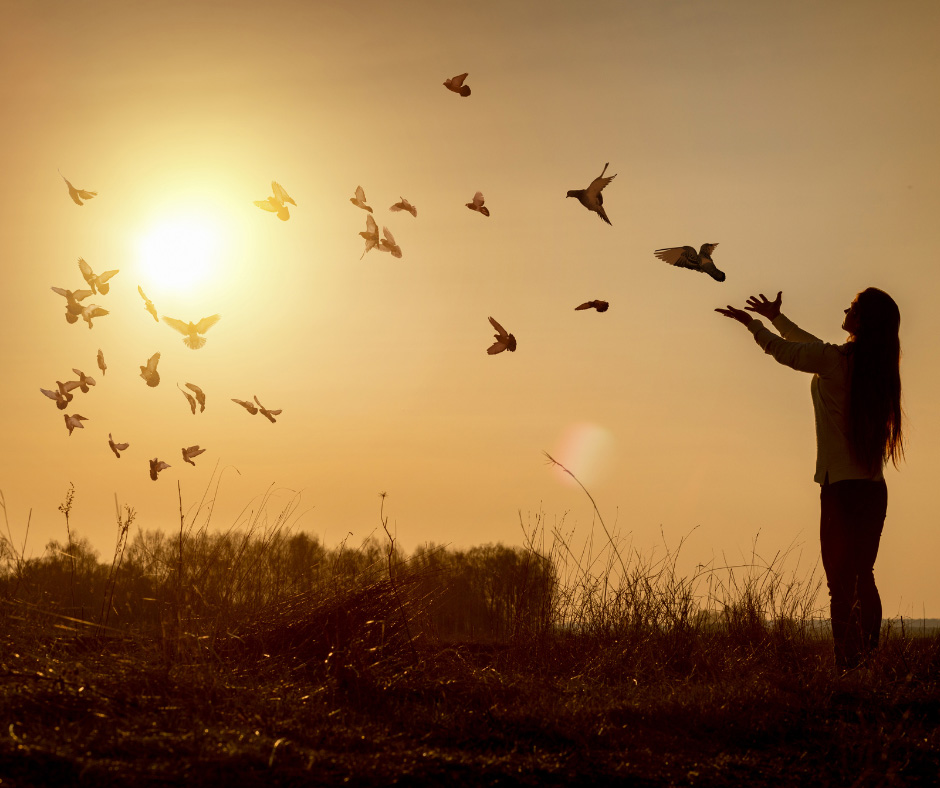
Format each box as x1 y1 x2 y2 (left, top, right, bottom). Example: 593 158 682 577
136 214 225 293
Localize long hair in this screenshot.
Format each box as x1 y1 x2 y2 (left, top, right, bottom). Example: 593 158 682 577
847 288 904 473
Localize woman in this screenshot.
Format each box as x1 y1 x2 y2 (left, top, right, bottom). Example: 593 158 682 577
716 289 904 671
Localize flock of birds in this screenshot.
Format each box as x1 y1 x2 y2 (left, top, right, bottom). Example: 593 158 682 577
46 71 726 481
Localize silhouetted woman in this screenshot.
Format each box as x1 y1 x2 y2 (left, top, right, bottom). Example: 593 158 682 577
716 289 904 671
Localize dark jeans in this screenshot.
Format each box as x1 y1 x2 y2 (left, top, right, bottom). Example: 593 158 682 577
820 479 888 670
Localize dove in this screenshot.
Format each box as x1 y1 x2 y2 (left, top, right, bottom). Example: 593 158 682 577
654 243 725 282
185 383 205 412
254 181 295 221
575 300 609 312
349 185 372 213
51 287 93 323
79 303 109 329
149 458 171 481
97 349 106 376
254 395 282 423
378 226 402 258
64 413 88 435
59 170 96 205
486 316 516 355
466 191 490 217
162 314 221 350
138 286 159 321
139 352 161 387
566 162 616 225
389 197 417 217
71 369 96 393
41 380 79 410
181 445 206 466
443 72 471 97
78 258 119 295
108 433 129 458
232 398 259 415
360 214 380 259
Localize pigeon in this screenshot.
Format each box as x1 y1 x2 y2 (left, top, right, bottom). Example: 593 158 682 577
389 197 417 217
566 163 616 225
254 395 282 423
41 381 79 410
350 185 372 213
149 458 171 481
78 258 119 295
654 243 725 282
71 369 96 393
443 72 471 97
178 384 198 414
466 191 490 217
378 226 402 258
97 349 106 376
177 382 205 414
254 181 295 221
139 352 161 387
487 316 516 354
79 303 109 329
575 300 609 312
181 445 206 466
64 413 88 435
108 433 129 458
59 170 96 205
162 315 221 350
138 286 159 321
360 214 380 258
232 398 259 415
51 287 93 323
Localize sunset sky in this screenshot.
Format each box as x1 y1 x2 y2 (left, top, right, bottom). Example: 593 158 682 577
2 1 939 615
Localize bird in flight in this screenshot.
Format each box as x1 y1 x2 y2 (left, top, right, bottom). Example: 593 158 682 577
566 163 616 225
79 303 109 329
41 380 80 410
138 286 159 321
350 185 372 213
139 352 161 387
181 445 206 466
78 258 119 295
178 382 206 414
149 458 171 481
162 315 221 350
654 243 725 282
466 191 490 217
59 170 96 205
232 398 259 415
378 226 402 258
108 433 129 459
360 214 380 259
254 181 295 221
71 369 96 393
389 197 417 217
254 395 282 423
51 287 93 324
97 349 106 377
64 413 88 435
575 300 609 312
487 316 517 355
443 72 471 97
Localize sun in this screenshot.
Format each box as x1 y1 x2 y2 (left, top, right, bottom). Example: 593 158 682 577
136 214 224 293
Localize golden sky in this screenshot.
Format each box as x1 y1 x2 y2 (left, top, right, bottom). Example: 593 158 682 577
2 0 939 614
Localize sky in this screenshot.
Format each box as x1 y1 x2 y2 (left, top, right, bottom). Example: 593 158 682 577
2 0 939 616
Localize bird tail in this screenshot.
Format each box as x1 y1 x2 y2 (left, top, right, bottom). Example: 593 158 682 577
479 206 490 217
184 335 207 350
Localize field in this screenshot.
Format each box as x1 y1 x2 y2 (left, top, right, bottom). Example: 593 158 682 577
2 488 939 786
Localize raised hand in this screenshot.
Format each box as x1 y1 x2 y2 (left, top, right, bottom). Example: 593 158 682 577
714 305 753 326
745 291 782 320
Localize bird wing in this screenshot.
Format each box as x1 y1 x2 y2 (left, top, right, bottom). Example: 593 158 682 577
147 352 160 371
76 189 96 200
233 398 258 414
114 440 129 451
574 302 594 310
97 269 119 284
138 285 148 299
77 257 95 283
185 382 205 403
178 386 197 414
472 191 485 208
654 247 697 268
88 307 109 318
382 227 396 245
487 339 507 355
162 316 190 334
700 243 719 258
585 171 615 202
365 215 378 235
450 73 468 88
272 181 295 206
40 388 59 400
195 314 221 334
488 316 508 337
254 198 280 212
354 185 366 203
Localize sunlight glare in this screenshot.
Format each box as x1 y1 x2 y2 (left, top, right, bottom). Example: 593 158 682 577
136 214 224 293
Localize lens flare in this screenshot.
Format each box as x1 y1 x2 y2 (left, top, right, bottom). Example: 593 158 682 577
136 214 223 293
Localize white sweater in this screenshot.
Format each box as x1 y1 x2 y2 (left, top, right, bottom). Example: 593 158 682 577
747 313 883 484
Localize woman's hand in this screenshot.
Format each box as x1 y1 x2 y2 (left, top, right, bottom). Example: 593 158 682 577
745 291 782 320
715 305 754 326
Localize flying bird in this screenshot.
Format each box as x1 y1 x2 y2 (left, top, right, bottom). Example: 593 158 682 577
78 258 119 295
360 214 380 259
59 170 96 205
41 380 79 410
108 433 129 459
162 314 221 350
71 369 96 393
139 352 161 387
254 395 282 423
138 286 159 321
350 185 372 213
487 316 516 355
232 398 259 415
389 197 417 217
79 303 109 329
97 349 106 376
177 382 206 414
466 191 490 217
378 226 402 258
254 181 295 221
575 300 609 312
149 458 171 481
566 162 617 225
654 243 725 282
51 287 93 323
64 413 88 435
443 72 471 97
181 445 206 466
